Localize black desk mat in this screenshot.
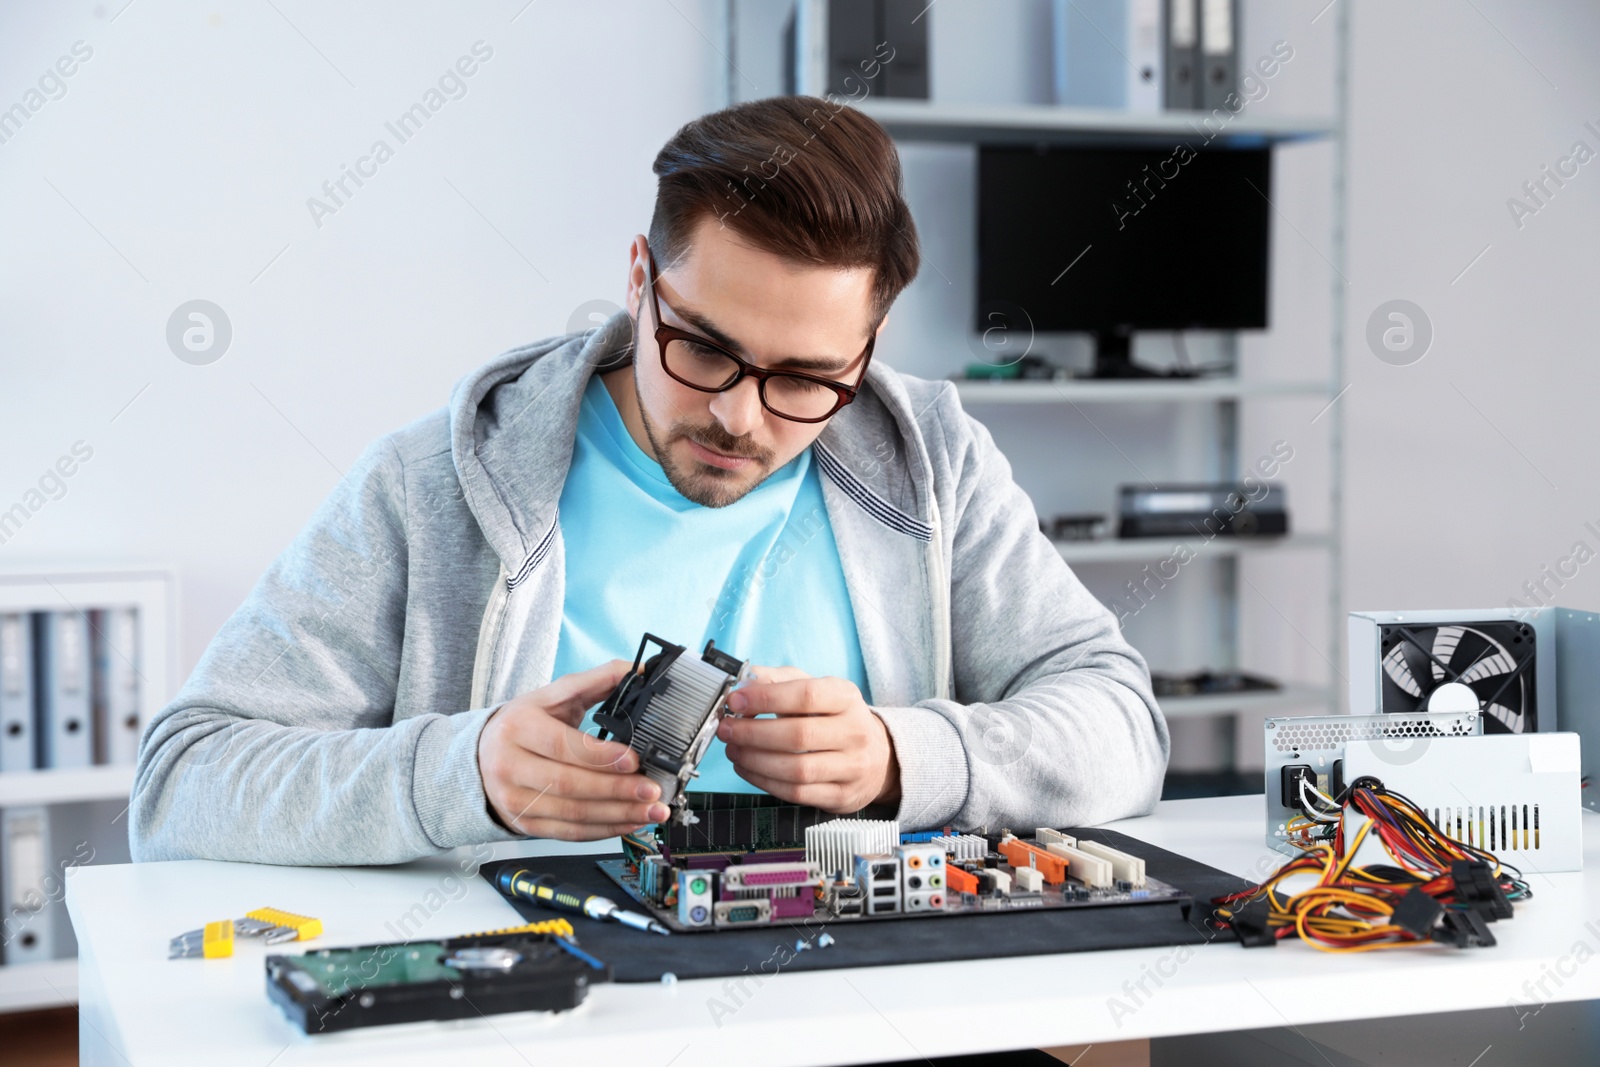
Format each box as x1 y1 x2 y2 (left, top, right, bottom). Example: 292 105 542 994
479 828 1250 982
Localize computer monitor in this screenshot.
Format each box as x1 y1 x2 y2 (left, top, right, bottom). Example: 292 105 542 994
976 144 1272 377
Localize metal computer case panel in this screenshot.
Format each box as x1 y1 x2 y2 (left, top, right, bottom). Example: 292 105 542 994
1264 711 1482 855
1342 733 1583 873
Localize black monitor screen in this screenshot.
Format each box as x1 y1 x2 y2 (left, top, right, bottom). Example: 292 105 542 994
976 145 1272 333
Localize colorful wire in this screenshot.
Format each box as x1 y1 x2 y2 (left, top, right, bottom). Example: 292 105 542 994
1212 779 1530 952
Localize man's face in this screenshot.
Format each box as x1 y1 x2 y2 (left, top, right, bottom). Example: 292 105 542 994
618 216 880 508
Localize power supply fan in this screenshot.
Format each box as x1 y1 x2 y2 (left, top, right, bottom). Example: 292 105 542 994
1379 621 1537 734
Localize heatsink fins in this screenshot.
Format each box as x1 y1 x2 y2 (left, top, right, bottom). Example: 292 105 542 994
805 818 901 878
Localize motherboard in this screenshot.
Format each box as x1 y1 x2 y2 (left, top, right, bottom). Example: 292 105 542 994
600 819 1189 933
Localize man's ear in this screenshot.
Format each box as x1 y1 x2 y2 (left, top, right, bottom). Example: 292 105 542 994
625 234 648 317
875 312 890 336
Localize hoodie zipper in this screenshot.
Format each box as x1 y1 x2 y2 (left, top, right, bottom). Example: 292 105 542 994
925 466 952 702
470 567 512 708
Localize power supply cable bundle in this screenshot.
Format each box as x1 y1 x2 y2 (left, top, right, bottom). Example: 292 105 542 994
1213 777 1530 952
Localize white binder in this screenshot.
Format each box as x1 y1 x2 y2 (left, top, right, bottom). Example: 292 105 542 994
1054 0 1163 113
35 611 93 769
1 806 54 964
93 607 142 765
0 612 33 771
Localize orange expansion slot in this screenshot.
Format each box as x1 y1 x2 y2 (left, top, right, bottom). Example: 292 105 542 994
998 839 1067 884
945 865 978 895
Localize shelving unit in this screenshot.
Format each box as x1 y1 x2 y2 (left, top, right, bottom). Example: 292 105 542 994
955 378 1332 404
0 765 138 809
907 67 1344 770
0 958 75 1013
0 569 175 1011
853 97 1334 147
723 1 1350 786
1159 684 1331 722
1052 533 1331 566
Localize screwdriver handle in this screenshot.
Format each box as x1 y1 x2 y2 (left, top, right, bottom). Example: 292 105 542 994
496 868 613 922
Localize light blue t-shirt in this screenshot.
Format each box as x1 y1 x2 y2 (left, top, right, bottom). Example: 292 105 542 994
552 373 870 793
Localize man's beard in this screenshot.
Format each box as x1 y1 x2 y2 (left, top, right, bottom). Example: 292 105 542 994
635 363 773 508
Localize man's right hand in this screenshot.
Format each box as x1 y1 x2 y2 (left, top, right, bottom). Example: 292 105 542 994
477 659 670 840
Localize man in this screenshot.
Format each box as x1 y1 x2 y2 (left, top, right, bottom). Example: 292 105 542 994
131 96 1169 865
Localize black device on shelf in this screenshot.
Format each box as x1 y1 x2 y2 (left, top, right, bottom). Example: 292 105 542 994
782 0 929 100
961 353 1063 381
976 145 1272 379
1117 483 1287 539
1039 513 1110 542
1151 670 1281 699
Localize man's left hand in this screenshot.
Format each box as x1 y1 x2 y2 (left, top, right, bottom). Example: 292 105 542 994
716 667 900 813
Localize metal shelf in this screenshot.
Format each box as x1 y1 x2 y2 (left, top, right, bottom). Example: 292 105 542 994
955 378 1332 404
0 959 75 1012
852 99 1335 147
1055 533 1331 565
0 765 135 807
1158 684 1331 720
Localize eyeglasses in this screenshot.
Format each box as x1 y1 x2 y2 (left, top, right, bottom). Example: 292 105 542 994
641 245 873 424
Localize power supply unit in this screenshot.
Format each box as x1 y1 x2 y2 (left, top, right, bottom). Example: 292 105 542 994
1347 607 1600 810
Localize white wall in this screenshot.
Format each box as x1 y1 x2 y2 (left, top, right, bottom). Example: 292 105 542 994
3 1 1597 772
1341 0 1600 617
0 0 726 671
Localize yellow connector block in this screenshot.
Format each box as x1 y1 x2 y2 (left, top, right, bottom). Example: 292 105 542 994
202 920 234 959
245 907 322 941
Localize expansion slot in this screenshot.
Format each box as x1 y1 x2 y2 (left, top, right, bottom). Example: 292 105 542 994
1043 842 1113 889
1073 840 1146 888
998 839 1068 884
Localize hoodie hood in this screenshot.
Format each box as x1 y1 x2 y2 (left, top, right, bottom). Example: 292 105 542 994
446 310 630 586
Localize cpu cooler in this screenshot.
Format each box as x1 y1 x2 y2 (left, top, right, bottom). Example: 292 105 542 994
593 633 748 826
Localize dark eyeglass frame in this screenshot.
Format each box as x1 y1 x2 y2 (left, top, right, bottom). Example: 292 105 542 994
642 246 874 424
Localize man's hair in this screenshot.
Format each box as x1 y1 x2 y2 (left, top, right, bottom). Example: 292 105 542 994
648 96 920 327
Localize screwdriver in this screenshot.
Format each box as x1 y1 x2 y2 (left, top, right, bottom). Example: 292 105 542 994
495 868 671 936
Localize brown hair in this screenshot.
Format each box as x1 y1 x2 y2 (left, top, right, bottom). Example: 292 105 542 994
648 96 920 327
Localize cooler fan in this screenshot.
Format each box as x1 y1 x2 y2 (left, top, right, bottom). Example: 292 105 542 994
1379 621 1537 734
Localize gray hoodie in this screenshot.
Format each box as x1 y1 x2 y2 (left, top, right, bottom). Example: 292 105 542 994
130 312 1170 865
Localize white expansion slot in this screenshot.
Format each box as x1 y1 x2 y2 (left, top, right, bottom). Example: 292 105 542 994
1073 840 1146 887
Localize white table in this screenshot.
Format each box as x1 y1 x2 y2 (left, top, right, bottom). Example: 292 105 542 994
65 796 1600 1066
